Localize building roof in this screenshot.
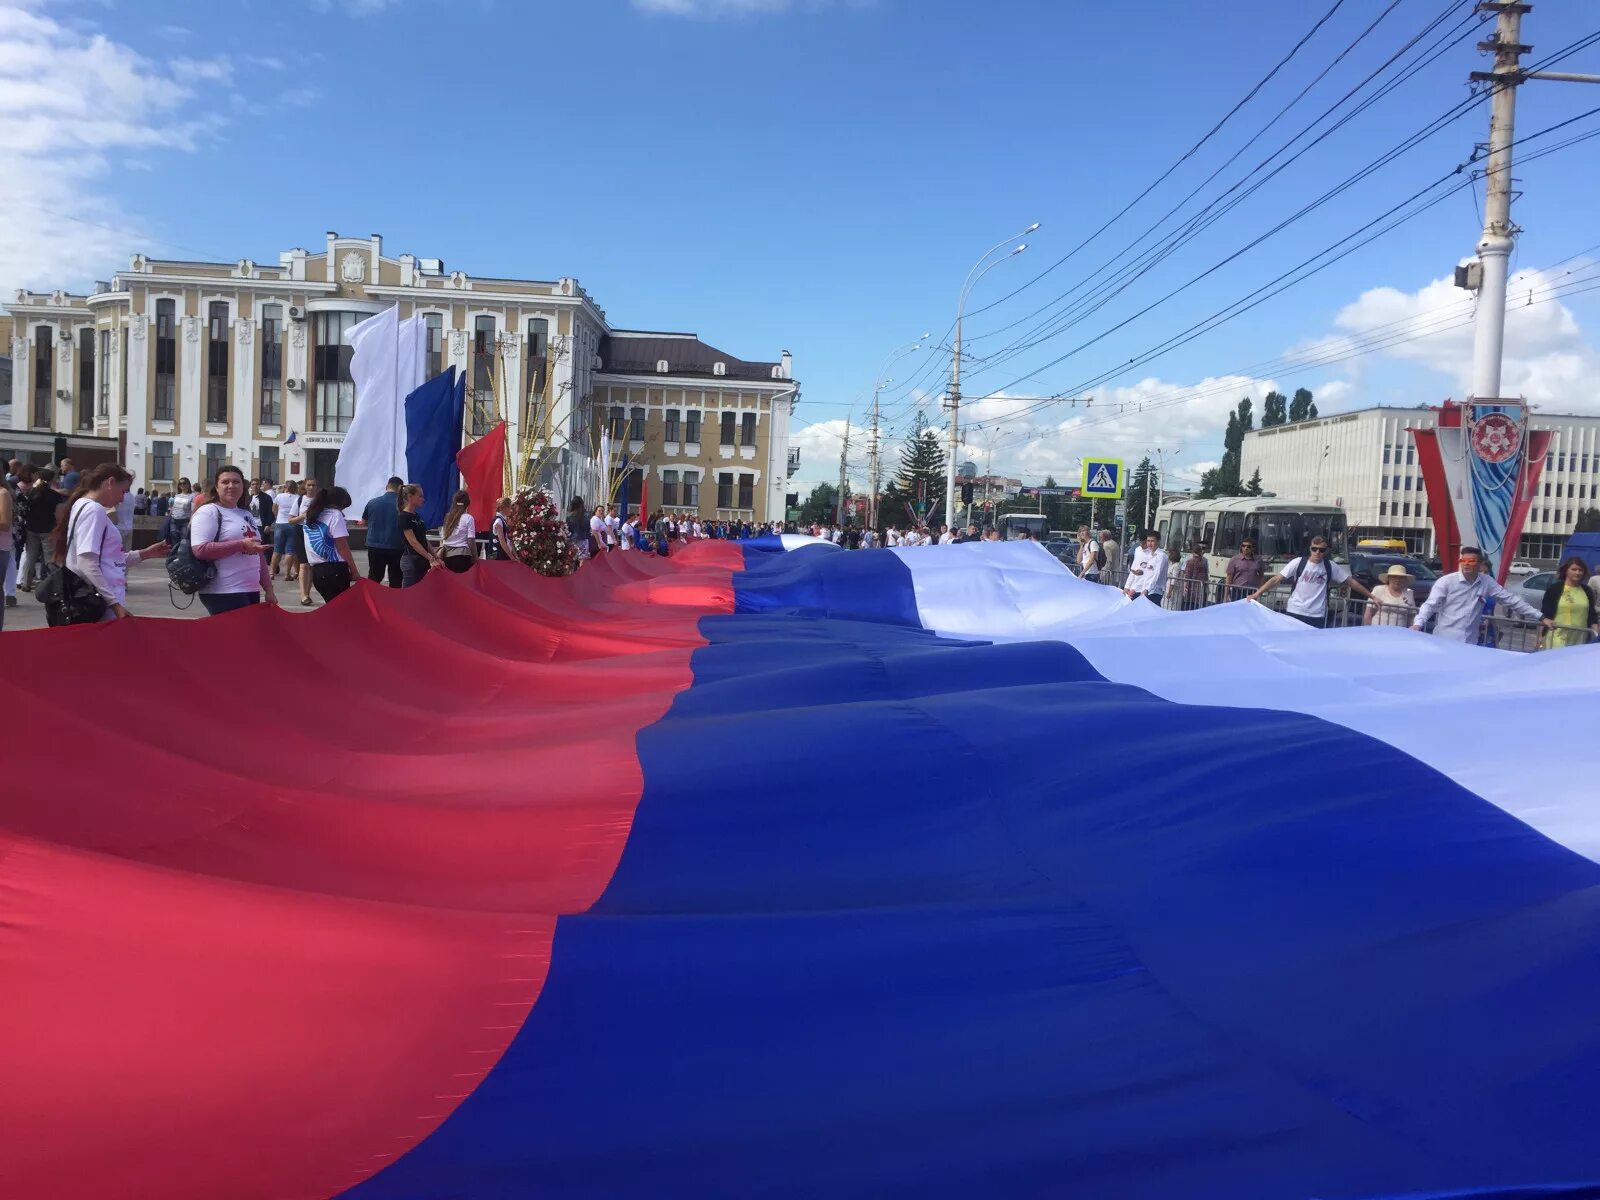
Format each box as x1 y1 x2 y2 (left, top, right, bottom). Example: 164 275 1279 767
598 331 783 383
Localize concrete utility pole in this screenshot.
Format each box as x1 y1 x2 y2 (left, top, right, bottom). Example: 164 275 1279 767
867 335 929 530
1465 2 1600 398
835 418 851 528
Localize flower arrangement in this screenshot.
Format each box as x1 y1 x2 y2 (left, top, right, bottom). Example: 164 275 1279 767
505 487 579 577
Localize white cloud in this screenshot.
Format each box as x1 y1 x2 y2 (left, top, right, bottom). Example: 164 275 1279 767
156 24 191 40
0 4 230 296
309 0 406 14
1308 269 1600 412
243 54 287 70
279 85 321 107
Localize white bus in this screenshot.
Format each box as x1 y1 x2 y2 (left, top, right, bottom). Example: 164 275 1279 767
1153 496 1349 583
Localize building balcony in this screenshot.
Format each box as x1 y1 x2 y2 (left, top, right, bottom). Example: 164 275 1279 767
787 446 801 477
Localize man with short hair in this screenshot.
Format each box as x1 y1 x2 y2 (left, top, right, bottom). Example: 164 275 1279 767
1076 525 1105 582
1224 537 1264 600
982 527 1001 543
5 458 20 486
362 476 405 587
1413 545 1544 641
59 458 79 490
1123 531 1169 604
1248 537 1372 628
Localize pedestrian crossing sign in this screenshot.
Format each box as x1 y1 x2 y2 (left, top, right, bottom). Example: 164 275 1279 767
1081 458 1124 499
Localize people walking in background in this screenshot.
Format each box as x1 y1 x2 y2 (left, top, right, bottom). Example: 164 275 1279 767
1539 557 1598 649
1077 526 1104 582
1123 531 1169 604
270 480 300 582
439 490 477 574
653 510 672 558
1224 537 1264 600
167 477 196 546
291 477 317 607
1412 546 1542 642
1247 537 1370 628
18 469 64 591
489 498 514 560
5 465 34 609
1179 544 1209 610
399 484 442 586
1099 528 1122 581
361 476 405 587
58 458 80 491
189 465 275 617
302 486 357 603
0 478 11 630
566 496 591 561
56 464 168 620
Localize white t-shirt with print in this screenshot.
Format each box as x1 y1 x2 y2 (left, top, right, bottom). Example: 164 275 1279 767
1281 555 1350 618
303 508 351 566
189 503 264 594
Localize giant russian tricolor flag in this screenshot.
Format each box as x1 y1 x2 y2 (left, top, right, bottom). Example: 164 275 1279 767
3 541 1598 1199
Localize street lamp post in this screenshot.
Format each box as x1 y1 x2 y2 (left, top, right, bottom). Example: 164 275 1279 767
867 334 930 529
946 224 1037 527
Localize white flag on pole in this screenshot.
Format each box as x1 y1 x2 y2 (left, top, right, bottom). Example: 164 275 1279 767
335 306 427 513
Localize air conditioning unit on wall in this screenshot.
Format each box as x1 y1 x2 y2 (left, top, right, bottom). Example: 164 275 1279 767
287 306 306 322
285 378 304 391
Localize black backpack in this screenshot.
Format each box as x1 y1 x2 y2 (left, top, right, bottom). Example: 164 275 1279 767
36 504 109 627
166 510 218 595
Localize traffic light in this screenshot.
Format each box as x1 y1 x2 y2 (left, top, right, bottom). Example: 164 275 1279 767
961 482 974 504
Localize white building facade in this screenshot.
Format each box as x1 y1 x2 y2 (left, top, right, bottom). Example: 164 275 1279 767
1240 405 1600 562
6 231 798 522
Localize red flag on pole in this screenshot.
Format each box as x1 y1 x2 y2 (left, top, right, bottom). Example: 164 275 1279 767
455 421 506 529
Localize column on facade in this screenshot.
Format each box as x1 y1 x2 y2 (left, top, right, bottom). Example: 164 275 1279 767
8 330 28 430
233 310 257 473
179 307 203 480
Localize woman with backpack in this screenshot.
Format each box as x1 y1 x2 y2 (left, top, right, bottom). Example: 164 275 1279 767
301 485 358 603
51 464 168 622
188 465 276 616
438 490 477 574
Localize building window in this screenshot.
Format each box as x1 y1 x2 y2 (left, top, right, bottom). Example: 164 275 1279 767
683 473 699 507
206 301 230 424
607 405 626 440
1405 445 1414 465
741 412 756 447
524 317 548 431
685 410 701 444
32 326 52 426
629 406 645 441
425 313 443 379
720 411 736 446
1383 445 1391 464
259 445 280 484
151 440 174 482
469 315 497 435
1404 475 1412 490
204 443 225 487
77 327 94 430
1379 500 1387 516
312 310 359 432
665 409 680 442
1401 502 1410 518
738 473 755 509
717 471 733 508
661 470 679 506
98 329 111 419
154 299 177 421
260 304 283 427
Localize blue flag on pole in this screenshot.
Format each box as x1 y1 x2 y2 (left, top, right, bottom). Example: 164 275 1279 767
403 366 465 528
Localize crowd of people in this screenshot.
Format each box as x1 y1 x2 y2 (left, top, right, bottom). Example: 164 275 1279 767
7 458 1599 650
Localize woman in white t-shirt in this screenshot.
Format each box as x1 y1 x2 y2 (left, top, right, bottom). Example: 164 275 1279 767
301 485 358 601
604 508 620 551
58 464 168 621
439 490 477 575
189 465 275 617
270 480 300 581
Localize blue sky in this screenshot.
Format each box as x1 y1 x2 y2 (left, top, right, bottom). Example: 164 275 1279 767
4 0 1598 492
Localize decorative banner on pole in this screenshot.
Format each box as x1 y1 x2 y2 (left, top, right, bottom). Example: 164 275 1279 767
1081 458 1124 499
1411 399 1551 581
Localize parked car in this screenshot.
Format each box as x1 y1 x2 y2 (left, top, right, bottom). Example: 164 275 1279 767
1044 539 1078 567
1506 560 1538 577
1510 571 1557 613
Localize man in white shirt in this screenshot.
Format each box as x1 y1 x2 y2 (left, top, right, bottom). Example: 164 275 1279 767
1412 545 1544 641
886 527 901 548
1077 525 1103 582
1247 536 1373 628
938 525 955 545
1123 532 1170 603
1099 529 1122 581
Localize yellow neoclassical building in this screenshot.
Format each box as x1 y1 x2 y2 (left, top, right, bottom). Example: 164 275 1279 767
3 231 799 521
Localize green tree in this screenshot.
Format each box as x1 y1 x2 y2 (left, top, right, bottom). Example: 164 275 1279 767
1126 456 1157 535
797 481 839 525
1262 391 1288 427
892 411 948 524
1216 396 1252 494
1289 387 1318 423
1244 467 1264 496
